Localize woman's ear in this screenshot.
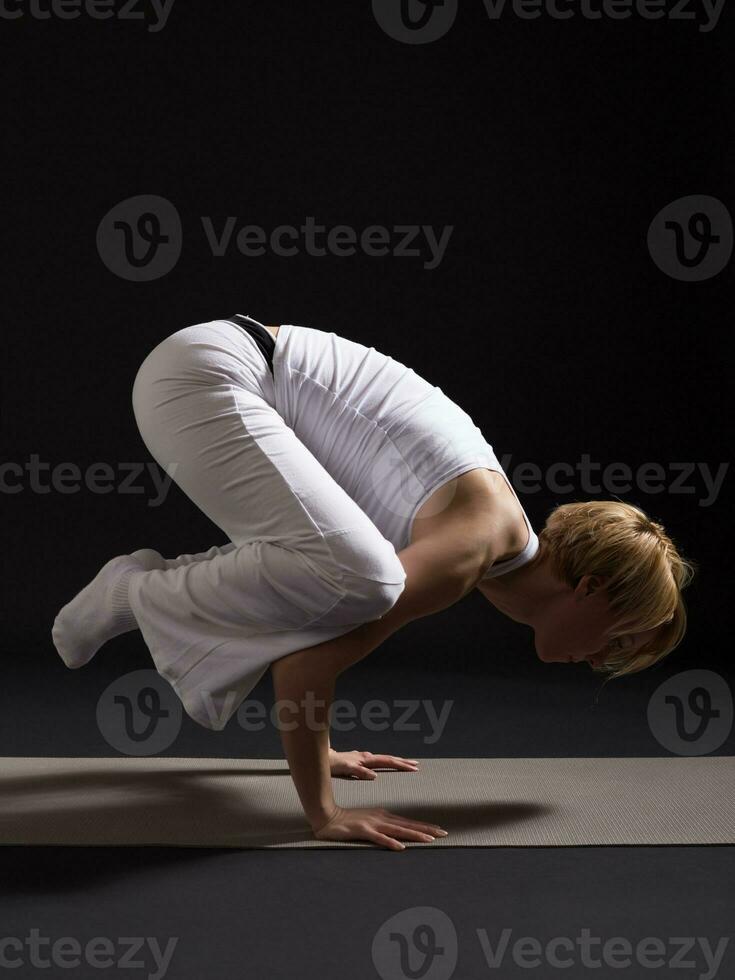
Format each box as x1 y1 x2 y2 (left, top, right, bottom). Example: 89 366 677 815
575 573 607 597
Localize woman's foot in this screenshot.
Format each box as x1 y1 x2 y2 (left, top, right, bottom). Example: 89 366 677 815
129 548 167 570
51 549 164 670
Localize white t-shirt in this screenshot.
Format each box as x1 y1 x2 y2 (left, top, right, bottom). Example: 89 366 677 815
272 323 539 577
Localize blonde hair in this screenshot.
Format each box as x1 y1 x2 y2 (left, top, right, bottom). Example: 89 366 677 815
538 500 696 679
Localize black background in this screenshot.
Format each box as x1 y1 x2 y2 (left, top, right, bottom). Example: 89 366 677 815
2 7 734 980
2 1 733 759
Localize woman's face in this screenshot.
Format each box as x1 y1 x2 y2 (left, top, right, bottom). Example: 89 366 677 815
533 574 659 668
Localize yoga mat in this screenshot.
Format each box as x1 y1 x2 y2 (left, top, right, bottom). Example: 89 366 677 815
1 756 732 848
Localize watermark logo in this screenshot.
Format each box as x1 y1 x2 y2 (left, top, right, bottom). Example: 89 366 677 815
648 669 733 755
373 0 726 43
372 0 458 44
372 907 459 980
648 195 733 282
97 669 182 755
98 199 453 279
372 912 731 977
97 194 182 281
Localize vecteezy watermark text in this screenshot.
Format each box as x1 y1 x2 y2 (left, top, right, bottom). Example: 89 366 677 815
187 692 454 740
499 453 728 507
481 0 725 32
96 670 455 751
372 908 731 980
372 0 725 43
236 695 453 744
0 0 175 31
0 930 178 980
475 928 729 976
1 455 177 507
201 216 453 270
96 196 454 280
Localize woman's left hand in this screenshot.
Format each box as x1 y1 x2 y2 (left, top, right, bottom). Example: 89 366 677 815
328 749 419 780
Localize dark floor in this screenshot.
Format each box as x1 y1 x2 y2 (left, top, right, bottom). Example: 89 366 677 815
3 650 733 980
1 846 733 980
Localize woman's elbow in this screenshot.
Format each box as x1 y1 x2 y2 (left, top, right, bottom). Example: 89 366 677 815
331 569 407 626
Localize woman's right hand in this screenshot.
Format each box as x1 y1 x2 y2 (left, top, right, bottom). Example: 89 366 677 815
312 806 448 850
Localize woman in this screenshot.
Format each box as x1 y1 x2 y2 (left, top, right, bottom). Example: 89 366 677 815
52 313 694 850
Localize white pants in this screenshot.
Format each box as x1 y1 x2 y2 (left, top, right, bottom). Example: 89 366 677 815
129 318 407 731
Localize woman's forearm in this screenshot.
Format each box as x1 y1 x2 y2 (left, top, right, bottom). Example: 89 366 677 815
271 533 485 830
271 611 407 828
271 652 337 828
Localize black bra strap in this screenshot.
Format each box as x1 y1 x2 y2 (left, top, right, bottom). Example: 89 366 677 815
227 313 276 376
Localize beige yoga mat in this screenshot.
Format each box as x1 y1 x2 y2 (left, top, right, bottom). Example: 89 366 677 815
1 756 732 848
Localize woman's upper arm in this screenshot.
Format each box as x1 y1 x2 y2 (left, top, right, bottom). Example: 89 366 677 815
395 532 485 621
272 530 487 685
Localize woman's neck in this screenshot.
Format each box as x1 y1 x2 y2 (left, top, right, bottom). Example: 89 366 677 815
477 544 560 627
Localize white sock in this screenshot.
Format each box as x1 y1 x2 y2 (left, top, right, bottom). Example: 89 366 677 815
52 555 143 670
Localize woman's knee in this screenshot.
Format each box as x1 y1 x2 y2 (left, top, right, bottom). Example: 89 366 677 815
323 527 404 581
361 575 406 620
322 534 406 624
325 571 405 626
